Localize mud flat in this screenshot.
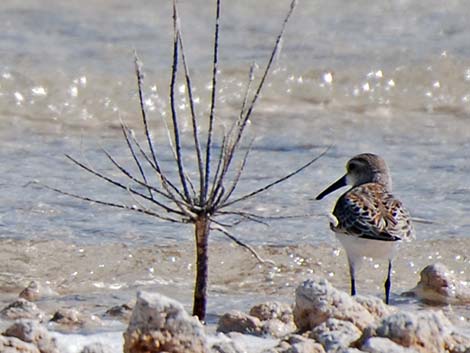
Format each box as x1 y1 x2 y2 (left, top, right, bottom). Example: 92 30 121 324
0 237 468 321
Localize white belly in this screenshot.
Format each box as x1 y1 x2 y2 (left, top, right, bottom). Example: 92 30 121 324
335 233 401 266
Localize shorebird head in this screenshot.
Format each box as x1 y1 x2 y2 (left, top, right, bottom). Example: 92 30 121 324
316 153 392 200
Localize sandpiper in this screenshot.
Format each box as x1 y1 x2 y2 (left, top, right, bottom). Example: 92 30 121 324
316 153 414 304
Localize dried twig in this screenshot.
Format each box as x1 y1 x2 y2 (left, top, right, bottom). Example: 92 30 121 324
133 57 185 200
119 119 154 199
219 139 254 206
221 0 297 179
207 132 229 205
168 7 192 202
177 25 205 205
48 0 323 322
203 0 222 203
41 183 182 223
67 153 186 216
222 147 329 209
211 223 275 265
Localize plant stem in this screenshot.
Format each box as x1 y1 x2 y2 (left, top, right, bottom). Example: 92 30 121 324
192 214 210 321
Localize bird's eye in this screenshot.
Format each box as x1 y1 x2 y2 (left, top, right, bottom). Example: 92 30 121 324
348 163 356 172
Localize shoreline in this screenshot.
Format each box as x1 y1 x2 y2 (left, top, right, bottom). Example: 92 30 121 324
0 237 468 321
0 236 468 352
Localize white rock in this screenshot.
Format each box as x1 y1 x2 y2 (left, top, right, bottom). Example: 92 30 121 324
222 332 278 353
407 263 470 304
123 291 208 353
3 319 59 353
293 277 374 331
0 335 41 353
249 302 293 324
210 337 248 353
363 310 456 353
0 299 45 321
261 318 296 338
262 334 325 353
19 281 57 302
361 337 418 353
218 305 296 338
354 295 397 319
310 318 362 351
80 342 114 353
208 332 277 353
50 308 102 331
217 310 262 335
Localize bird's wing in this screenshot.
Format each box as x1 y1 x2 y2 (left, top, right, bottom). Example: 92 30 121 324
332 184 413 241
381 196 415 241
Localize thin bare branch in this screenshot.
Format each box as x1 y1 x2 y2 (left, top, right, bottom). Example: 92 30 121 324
221 147 328 209
101 148 182 208
134 55 162 178
239 0 296 135
203 0 221 203
219 64 254 183
169 1 192 202
211 224 275 265
216 0 296 190
65 153 186 216
224 63 255 149
106 130 198 219
239 64 256 119
41 183 183 223
219 210 323 222
208 70 254 206
217 210 270 226
133 54 192 205
223 64 255 164
119 119 154 198
124 184 184 223
207 131 229 204
177 29 205 205
122 122 186 200
211 65 255 196
218 139 254 207
157 110 197 199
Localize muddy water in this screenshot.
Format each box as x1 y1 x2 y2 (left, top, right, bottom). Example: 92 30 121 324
1 0 469 336
0 237 469 328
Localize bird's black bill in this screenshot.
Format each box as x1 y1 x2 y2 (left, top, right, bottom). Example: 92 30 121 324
315 175 347 200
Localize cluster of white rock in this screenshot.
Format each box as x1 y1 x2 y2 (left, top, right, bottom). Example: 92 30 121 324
0 296 108 353
122 263 470 353
0 263 468 353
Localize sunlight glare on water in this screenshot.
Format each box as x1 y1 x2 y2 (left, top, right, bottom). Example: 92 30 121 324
0 0 468 271
0 0 469 335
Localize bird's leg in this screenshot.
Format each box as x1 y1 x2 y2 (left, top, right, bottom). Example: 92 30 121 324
384 260 392 304
348 258 356 296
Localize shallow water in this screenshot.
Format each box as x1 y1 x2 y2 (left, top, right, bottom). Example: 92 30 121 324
1 0 469 340
0 238 469 333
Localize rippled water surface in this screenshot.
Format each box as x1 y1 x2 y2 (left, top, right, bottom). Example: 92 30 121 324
1 0 469 334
